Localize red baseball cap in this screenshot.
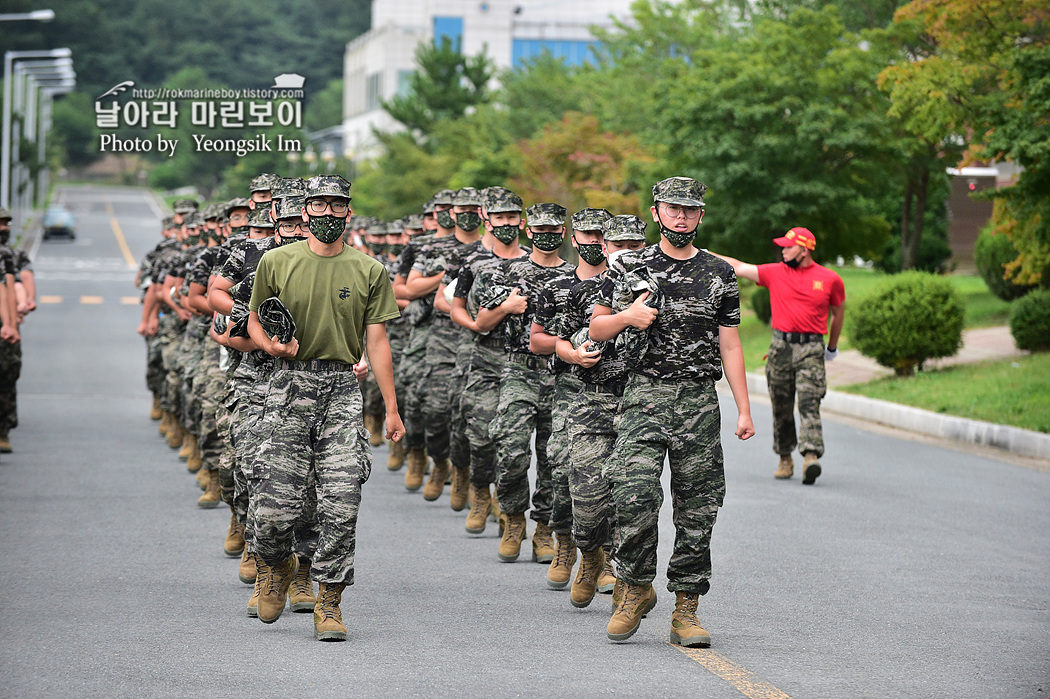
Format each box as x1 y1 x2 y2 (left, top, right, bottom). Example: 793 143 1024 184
773 227 816 250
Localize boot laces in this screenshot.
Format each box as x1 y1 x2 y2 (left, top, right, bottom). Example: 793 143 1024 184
553 539 575 567
507 517 526 541
579 550 601 580
318 587 341 620
675 595 699 624
534 525 553 550
620 586 649 616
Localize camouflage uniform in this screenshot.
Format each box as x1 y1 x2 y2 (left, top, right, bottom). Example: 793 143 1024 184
395 232 436 454
0 239 18 435
596 224 740 594
491 205 576 523
766 336 826 458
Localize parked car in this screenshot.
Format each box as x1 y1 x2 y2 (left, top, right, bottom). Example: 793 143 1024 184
42 205 76 240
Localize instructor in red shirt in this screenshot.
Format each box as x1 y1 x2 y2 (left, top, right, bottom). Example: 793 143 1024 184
713 227 845 485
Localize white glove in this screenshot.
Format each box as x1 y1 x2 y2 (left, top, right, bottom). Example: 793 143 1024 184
824 346 838 362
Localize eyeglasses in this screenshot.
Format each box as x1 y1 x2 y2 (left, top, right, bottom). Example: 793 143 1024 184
661 204 703 220
306 198 349 215
278 221 310 234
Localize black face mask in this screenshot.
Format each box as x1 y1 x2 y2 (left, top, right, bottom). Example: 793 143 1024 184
229 225 249 237
0 229 9 245
574 238 606 266
531 230 564 251
491 224 520 245
455 211 482 232
436 210 455 229
784 256 803 269
279 234 307 246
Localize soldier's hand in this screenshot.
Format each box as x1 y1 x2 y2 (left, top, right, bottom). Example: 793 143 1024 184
269 334 299 358
385 412 406 442
575 341 602 368
735 414 755 440
353 358 369 381
146 317 159 336
503 288 528 315
1 324 16 342
625 291 658 330
136 320 148 337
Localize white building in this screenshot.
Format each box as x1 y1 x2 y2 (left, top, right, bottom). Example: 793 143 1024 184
342 0 638 160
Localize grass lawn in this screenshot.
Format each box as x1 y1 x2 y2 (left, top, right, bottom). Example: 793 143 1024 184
840 353 1050 434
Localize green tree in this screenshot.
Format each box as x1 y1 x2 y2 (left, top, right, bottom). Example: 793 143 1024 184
48 91 101 168
304 80 344 132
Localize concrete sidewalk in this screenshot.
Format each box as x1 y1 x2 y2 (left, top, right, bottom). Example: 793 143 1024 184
733 325 1050 462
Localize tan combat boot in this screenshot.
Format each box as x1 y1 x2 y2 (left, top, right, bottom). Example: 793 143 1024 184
571 548 606 608
387 439 406 471
546 533 577 589
257 554 298 624
247 576 261 618
449 466 470 511
490 488 502 524
366 414 386 447
597 549 617 594
158 411 171 437
404 448 428 491
498 513 528 562
150 396 163 421
0 435 11 453
607 583 657 641
611 578 624 613
197 471 221 508
196 467 210 491
532 521 555 563
802 453 822 485
186 440 202 473
465 486 492 534
423 458 451 501
314 582 347 641
669 591 711 647
178 432 195 460
239 549 257 585
774 455 794 479
288 560 316 613
167 421 184 449
223 511 245 557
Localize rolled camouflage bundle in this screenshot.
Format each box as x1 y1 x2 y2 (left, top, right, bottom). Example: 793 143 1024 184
258 296 297 344
570 326 607 355
609 265 663 365
213 313 229 335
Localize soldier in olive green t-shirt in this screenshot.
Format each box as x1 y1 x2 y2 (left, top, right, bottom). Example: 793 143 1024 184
245 174 404 642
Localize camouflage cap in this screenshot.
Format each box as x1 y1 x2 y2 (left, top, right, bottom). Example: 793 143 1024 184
603 214 647 242
225 198 251 215
404 213 424 230
172 199 198 214
386 219 405 235
422 198 437 214
652 176 706 207
304 174 351 200
483 186 523 214
183 212 202 228
161 216 174 228
247 207 274 229
202 204 221 221
367 219 387 235
526 203 567 227
571 208 612 232
351 215 372 231
272 177 306 199
432 189 456 206
275 195 306 221
452 187 483 207
0 207 11 220
249 173 280 193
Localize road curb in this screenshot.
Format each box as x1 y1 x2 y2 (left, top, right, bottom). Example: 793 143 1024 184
742 372 1050 461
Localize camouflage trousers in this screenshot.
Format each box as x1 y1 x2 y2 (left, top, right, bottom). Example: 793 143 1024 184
606 375 724 595
196 343 226 474
222 358 273 548
144 331 166 397
462 342 504 489
567 383 621 552
0 339 21 433
158 314 186 414
361 372 382 418
250 365 369 584
448 341 473 471
766 337 826 458
397 324 430 451
547 372 582 534
175 325 207 436
492 356 555 523
421 320 465 463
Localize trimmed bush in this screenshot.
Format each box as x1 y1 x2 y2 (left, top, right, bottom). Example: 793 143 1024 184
750 286 771 325
974 225 1036 301
1009 288 1050 352
849 271 964 375
874 235 952 274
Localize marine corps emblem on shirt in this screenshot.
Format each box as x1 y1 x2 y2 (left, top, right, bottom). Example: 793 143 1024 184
812 280 824 291
338 287 351 300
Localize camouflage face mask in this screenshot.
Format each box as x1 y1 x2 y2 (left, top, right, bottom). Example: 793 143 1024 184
455 211 482 232
308 214 345 244
387 243 405 256
531 230 563 251
371 242 388 256
436 210 456 229
230 225 249 237
491 224 519 245
0 229 9 245
656 211 696 248
574 239 606 266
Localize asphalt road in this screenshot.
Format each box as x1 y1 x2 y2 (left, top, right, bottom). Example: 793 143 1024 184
1 185 1047 698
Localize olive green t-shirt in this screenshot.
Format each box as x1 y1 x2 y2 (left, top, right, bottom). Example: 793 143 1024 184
249 241 400 365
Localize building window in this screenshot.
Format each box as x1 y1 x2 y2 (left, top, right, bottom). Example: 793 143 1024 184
366 72 383 111
433 16 463 51
397 70 414 98
512 39 597 68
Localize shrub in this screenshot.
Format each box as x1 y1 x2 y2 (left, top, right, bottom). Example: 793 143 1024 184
750 286 771 325
974 225 1036 301
1009 288 1050 352
874 235 952 274
849 271 964 375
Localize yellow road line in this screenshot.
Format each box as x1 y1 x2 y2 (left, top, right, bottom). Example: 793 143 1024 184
105 197 138 269
121 296 141 305
40 295 63 304
672 646 794 699
80 296 104 305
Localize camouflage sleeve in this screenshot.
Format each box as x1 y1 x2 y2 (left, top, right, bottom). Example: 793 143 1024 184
454 261 476 300
15 250 32 274
533 285 557 333
716 264 741 327
218 244 246 284
441 247 462 286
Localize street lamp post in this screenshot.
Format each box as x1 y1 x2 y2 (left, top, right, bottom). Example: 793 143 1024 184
11 60 75 210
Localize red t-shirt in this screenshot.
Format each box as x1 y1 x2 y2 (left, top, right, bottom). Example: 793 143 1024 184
756 262 845 336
